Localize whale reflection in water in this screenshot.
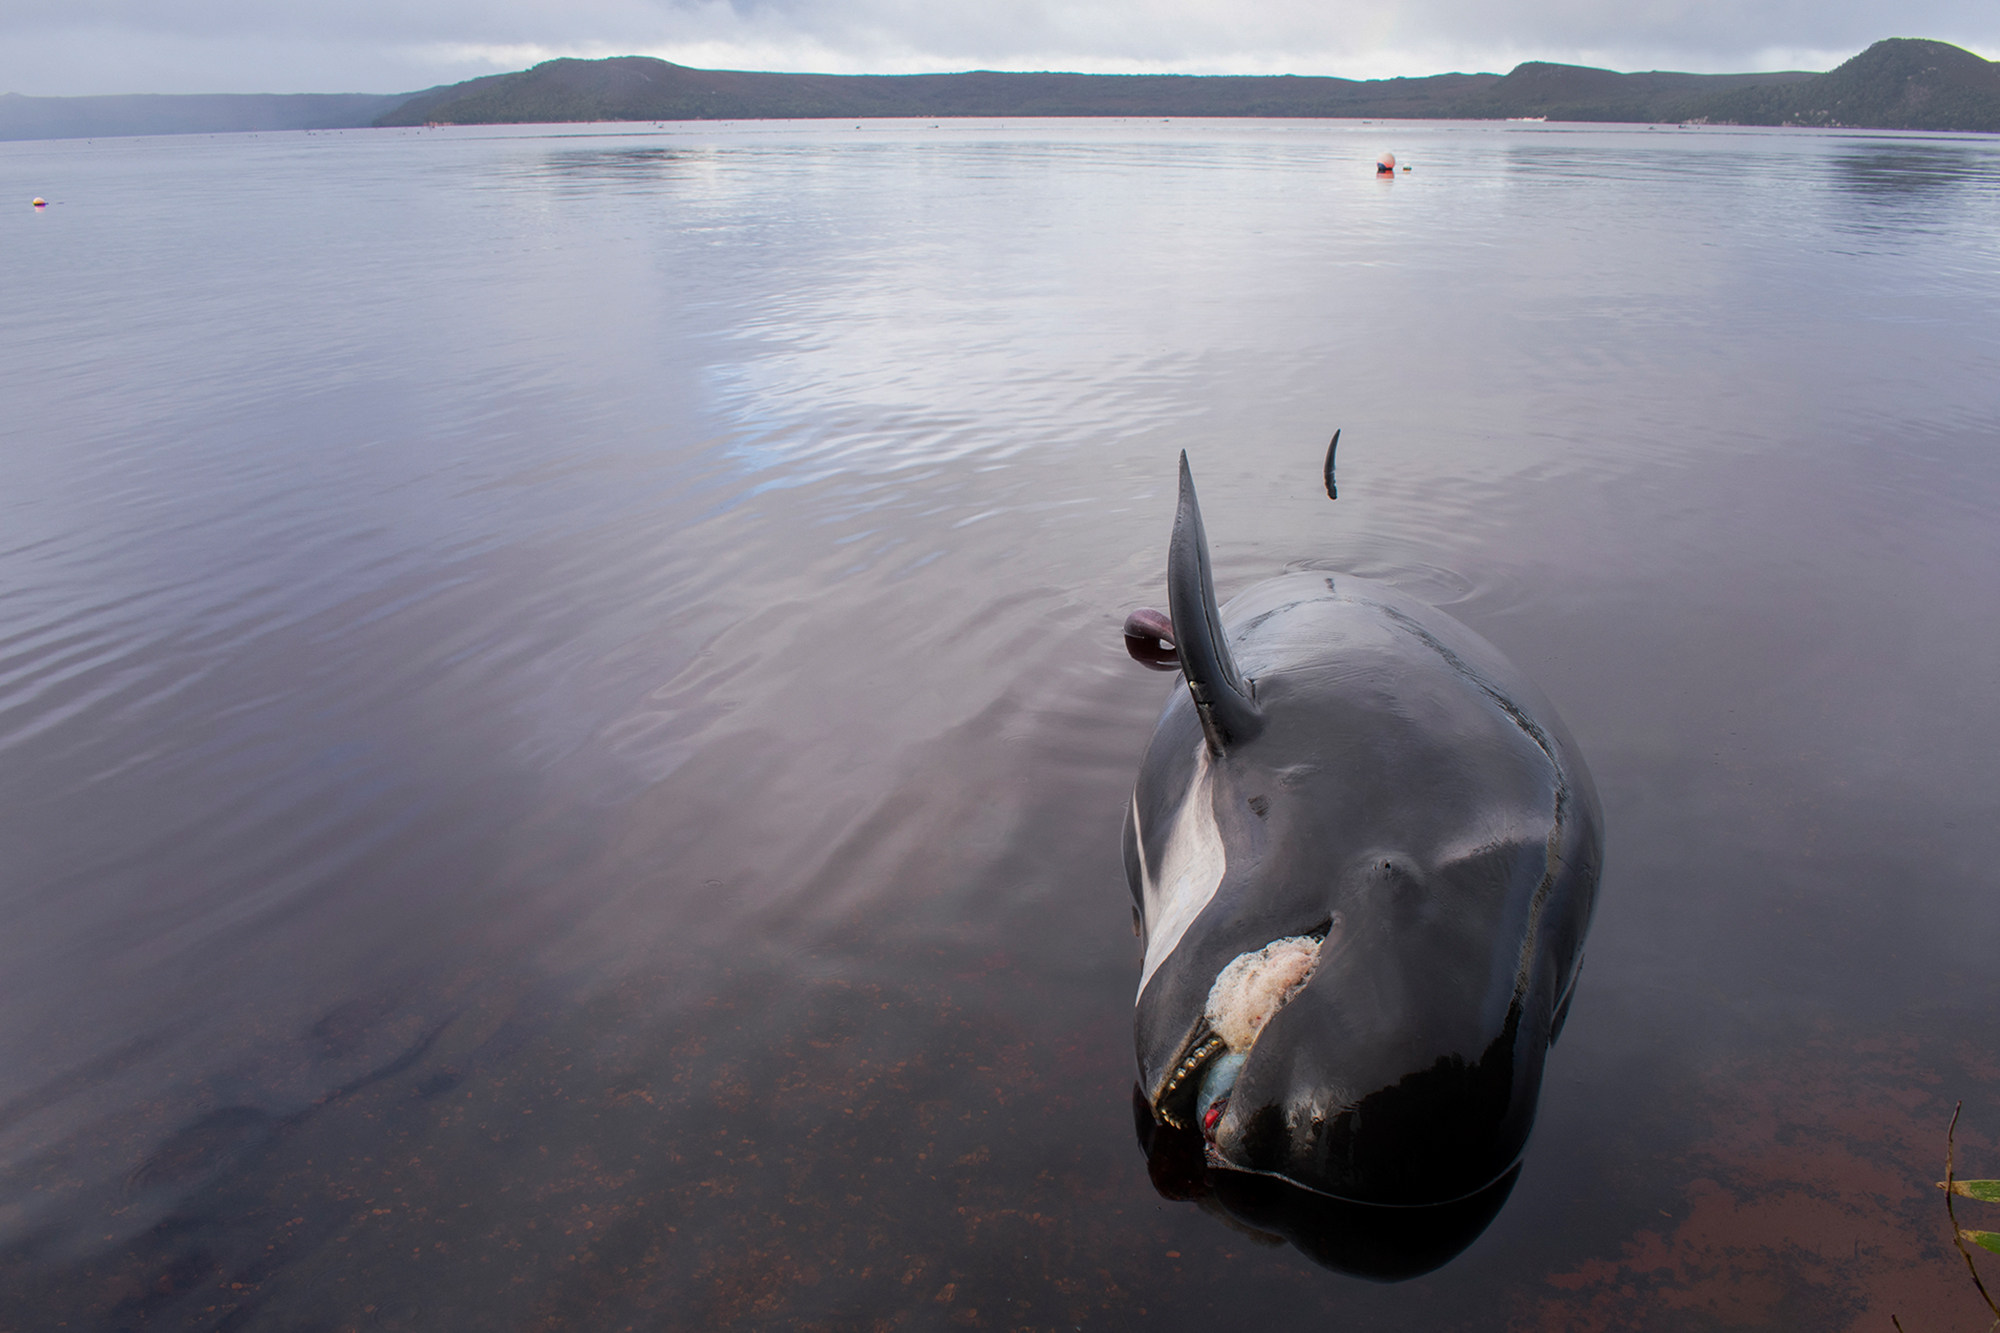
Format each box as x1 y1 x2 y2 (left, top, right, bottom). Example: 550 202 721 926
1121 444 1603 1276
1133 1086 1523 1280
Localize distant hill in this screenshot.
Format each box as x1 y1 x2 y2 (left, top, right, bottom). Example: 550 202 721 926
1693 38 2000 131
0 91 410 141
377 40 1999 131
375 59 1505 124
1453 62 1818 123
4 39 1995 142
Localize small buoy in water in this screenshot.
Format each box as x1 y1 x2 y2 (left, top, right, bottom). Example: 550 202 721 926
1376 152 1395 175
32 197 46 207
1402 165 1412 172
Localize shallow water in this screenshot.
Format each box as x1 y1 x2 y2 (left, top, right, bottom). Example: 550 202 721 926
3 116 2000 1330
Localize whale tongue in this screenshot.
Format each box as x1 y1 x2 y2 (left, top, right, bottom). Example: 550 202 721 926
1197 1051 1248 1140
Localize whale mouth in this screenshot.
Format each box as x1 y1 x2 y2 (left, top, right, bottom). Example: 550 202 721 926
1154 925 1334 1133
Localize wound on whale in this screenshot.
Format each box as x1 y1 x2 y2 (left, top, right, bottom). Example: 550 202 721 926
1121 445 1603 1276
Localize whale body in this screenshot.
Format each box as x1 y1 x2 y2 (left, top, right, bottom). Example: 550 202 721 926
1125 454 1603 1214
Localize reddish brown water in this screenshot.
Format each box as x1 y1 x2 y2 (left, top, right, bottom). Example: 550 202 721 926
3 119 2000 1330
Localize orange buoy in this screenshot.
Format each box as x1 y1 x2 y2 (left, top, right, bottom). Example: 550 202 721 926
1376 152 1395 175
32 197 46 207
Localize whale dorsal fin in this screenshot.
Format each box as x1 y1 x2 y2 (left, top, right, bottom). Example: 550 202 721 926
1323 429 1340 500
1169 453 1262 753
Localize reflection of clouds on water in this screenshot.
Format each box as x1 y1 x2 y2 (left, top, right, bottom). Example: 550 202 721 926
459 133 1230 486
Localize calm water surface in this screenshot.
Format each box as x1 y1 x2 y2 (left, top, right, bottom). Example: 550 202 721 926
3 117 2000 1330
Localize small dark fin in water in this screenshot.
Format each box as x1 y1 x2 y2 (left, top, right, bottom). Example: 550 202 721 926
1323 429 1340 500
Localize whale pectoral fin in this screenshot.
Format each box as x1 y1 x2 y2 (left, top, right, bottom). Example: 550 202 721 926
1123 607 1181 671
1169 453 1261 754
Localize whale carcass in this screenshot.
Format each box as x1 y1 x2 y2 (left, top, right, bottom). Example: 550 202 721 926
1125 452 1603 1219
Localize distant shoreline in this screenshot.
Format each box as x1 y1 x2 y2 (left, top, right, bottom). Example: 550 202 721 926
4 38 1996 141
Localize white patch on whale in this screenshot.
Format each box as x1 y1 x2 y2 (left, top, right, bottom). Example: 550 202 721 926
1136 740 1227 999
1205 935 1321 1053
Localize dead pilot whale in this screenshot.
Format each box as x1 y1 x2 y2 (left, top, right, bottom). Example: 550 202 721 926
1124 450 1603 1216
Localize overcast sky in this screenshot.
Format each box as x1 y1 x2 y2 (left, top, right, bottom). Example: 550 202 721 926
4 0 1996 98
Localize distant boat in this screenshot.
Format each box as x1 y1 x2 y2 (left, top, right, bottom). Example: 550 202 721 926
1506 116 1548 123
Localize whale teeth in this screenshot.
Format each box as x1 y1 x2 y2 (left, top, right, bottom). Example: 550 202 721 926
1157 1034 1225 1128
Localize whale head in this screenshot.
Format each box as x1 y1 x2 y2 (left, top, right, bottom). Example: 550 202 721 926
1126 454 1602 1209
